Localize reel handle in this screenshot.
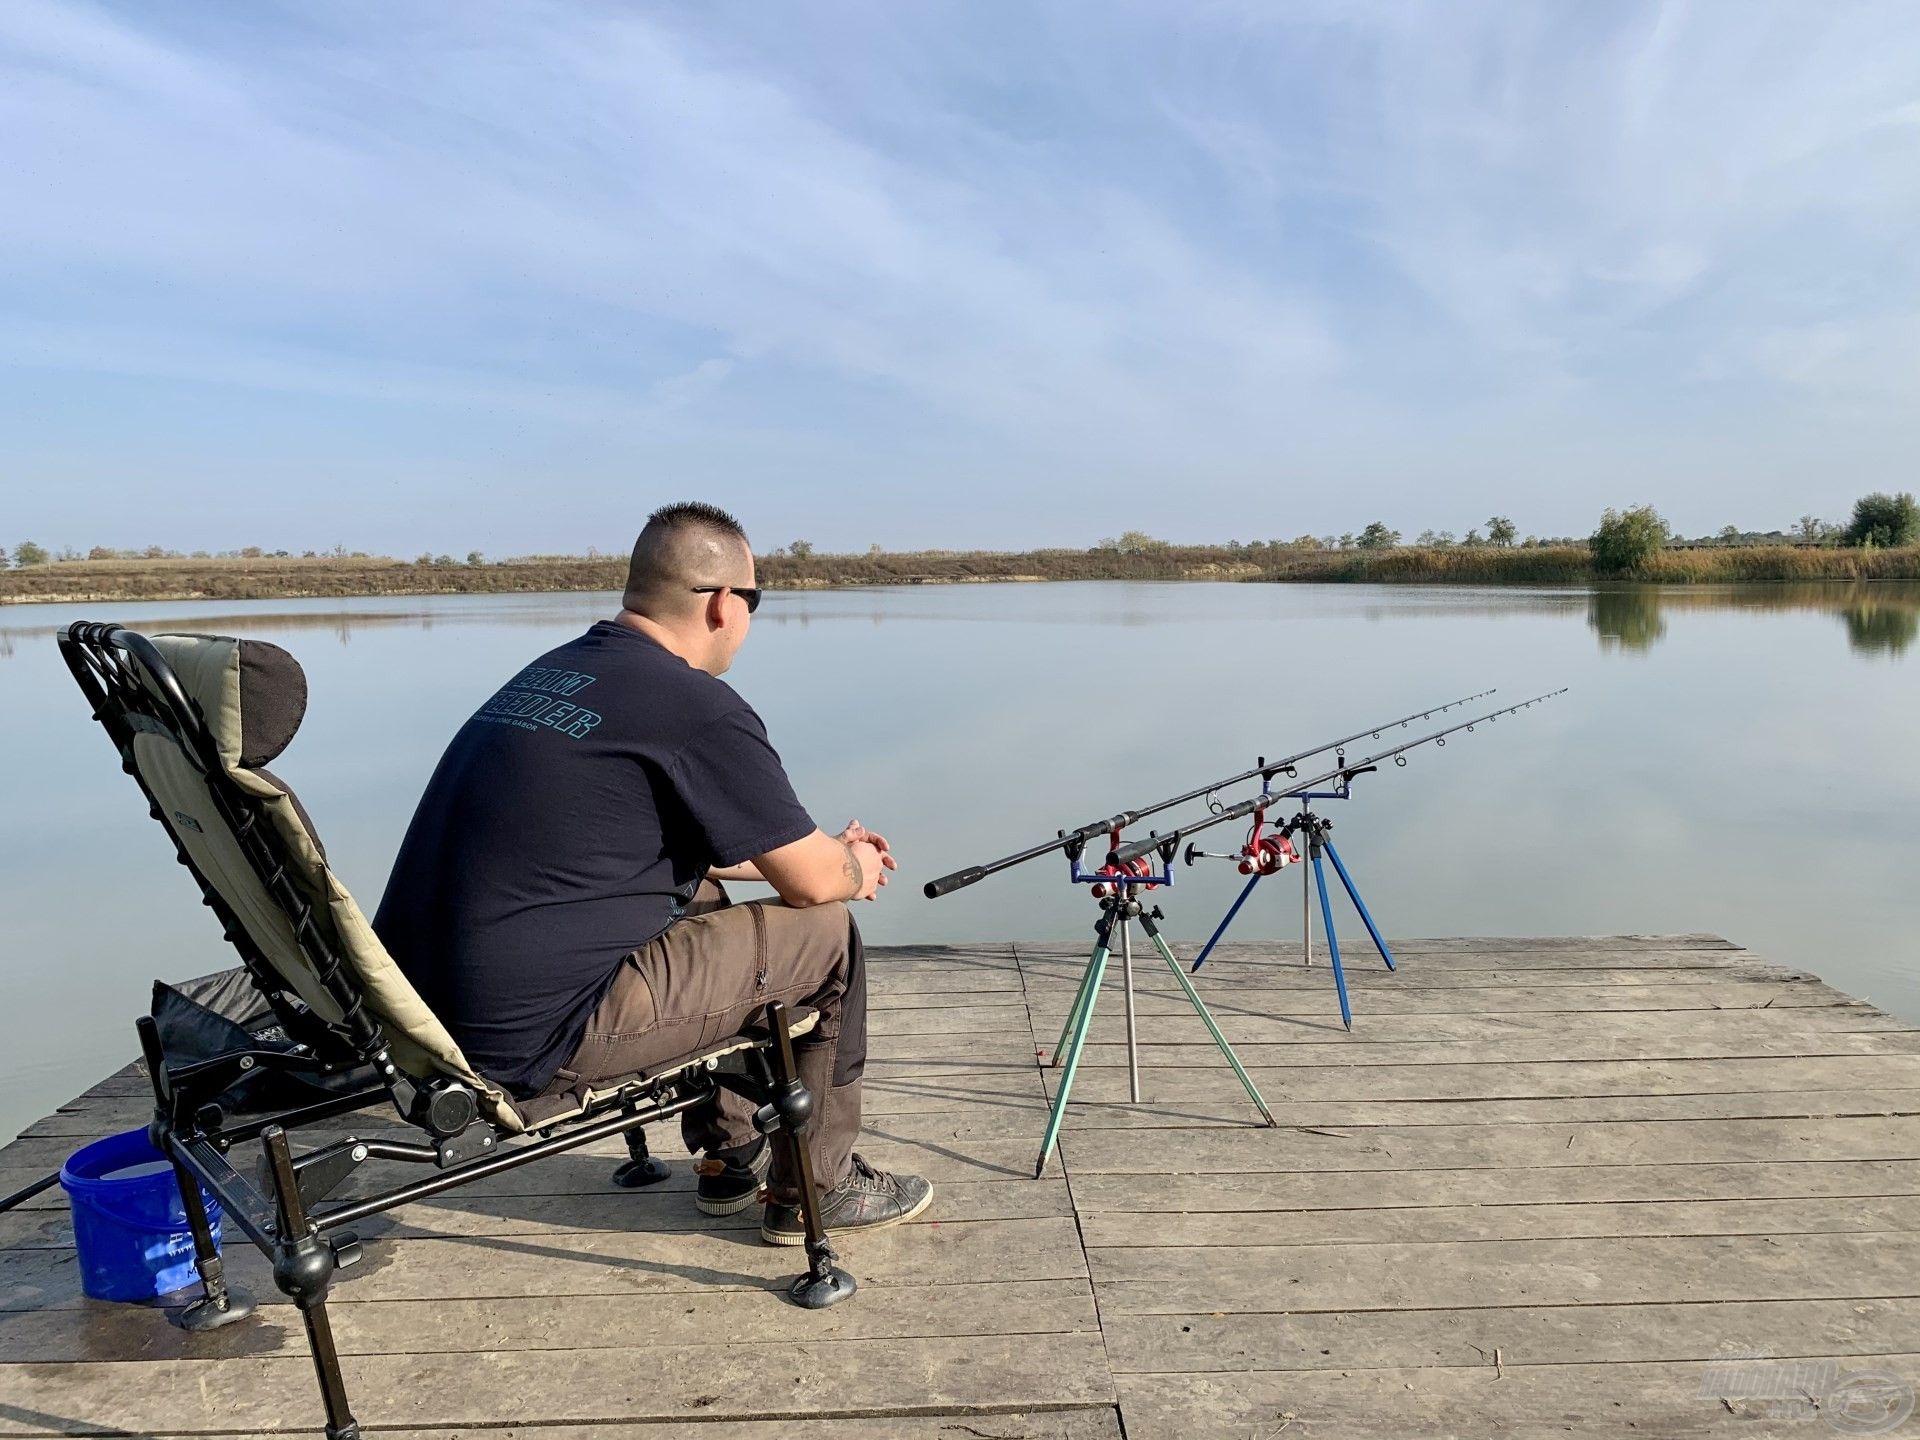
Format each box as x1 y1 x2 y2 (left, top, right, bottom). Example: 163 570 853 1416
1184 844 1241 865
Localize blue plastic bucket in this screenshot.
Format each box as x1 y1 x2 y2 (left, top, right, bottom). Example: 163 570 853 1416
59 1128 222 1302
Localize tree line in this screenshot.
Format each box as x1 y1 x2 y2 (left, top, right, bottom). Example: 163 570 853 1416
10 492 1915 573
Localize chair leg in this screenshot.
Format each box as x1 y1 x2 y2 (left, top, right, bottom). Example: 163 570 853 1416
761 1002 856 1310
168 1151 256 1332
263 1125 363 1440
139 1014 255 1332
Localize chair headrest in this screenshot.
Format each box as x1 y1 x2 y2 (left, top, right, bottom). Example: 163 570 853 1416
148 634 309 769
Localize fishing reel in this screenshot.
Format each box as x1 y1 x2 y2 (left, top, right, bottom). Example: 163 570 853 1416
1068 828 1174 894
1184 833 1297 875
1183 795 1298 876
1087 855 1163 897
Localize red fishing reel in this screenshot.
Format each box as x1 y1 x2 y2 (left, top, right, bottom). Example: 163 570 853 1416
1089 854 1161 897
1238 833 1297 875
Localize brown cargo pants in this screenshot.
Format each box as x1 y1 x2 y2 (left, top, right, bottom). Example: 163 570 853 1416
537 881 866 1203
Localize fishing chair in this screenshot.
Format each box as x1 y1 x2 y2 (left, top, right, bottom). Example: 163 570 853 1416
59 622 855 1440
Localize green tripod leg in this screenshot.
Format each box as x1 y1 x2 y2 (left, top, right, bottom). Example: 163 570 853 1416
1140 914 1276 1126
1036 903 1120 1177
1049 941 1105 1067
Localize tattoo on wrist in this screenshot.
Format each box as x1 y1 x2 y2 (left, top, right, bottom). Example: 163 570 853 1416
839 840 864 900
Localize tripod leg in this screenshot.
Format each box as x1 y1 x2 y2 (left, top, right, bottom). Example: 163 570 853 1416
1036 946 1109 1178
1050 944 1107 1066
1189 870 1261 974
1312 853 1353 1030
1302 848 1313 967
1120 916 1141 1103
1322 839 1397 972
1050 904 1119 1066
1140 914 1275 1127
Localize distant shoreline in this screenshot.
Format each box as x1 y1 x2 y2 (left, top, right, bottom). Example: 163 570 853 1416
3 544 1919 606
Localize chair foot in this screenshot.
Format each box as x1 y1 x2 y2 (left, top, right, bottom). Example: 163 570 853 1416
611 1157 672 1187
172 1284 258 1332
611 1127 671 1187
787 1250 857 1309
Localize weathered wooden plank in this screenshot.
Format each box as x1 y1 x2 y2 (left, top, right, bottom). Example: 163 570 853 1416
0 1276 1099 1363
1020 933 1741 958
24 1064 1051 1139
1035 979 1857 1024
1081 1195 1920 1249
371 1417 1124 1440
2 1216 1089 1311
0 1176 1074 1252
1114 1356 1919 1439
1044 1005 1909 1053
1105 1297 1920 1375
1072 1159 1920 1214
1077 938 1750 966
369 1418 1124 1440
1021 961 1798 990
1066 1026 1920 1069
1091 1231 1920 1314
0 1332 1117 1434
1058 1053 1920 1102
1060 1115 1920 1175
1042 1088 1920 1132
869 1004 1033 1036
833 1087 1920 1137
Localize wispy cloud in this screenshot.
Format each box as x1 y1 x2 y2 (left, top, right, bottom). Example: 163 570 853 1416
2 0 1917 551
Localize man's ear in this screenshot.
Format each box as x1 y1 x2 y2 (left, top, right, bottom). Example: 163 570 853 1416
703 590 728 631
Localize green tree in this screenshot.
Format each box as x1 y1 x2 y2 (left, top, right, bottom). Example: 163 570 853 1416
1795 514 1827 543
1292 534 1320 549
1486 516 1516 546
1843 492 1919 549
466 550 485 567
1356 521 1400 549
789 539 815 559
13 540 48 566
1589 505 1671 575
1719 525 1742 545
1462 527 1484 546
0 546 9 567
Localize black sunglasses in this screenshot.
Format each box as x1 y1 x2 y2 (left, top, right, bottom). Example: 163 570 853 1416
690 584 762 614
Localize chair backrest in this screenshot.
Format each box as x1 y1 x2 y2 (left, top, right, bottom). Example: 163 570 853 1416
60 623 520 1131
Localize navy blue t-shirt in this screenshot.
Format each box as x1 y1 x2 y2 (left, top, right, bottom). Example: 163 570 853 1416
374 622 816 1095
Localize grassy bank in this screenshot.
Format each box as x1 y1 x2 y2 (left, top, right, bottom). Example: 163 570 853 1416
4 543 1920 606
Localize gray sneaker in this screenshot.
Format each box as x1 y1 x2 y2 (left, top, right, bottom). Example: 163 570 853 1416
759 1153 934 1245
694 1138 772 1216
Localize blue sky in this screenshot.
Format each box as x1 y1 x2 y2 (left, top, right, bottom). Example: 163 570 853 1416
4 1 1918 555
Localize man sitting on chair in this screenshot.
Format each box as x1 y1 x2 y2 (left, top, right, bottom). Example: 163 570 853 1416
375 501 932 1243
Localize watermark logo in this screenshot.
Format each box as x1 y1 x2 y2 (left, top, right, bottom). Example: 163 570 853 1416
1700 1350 1914 1435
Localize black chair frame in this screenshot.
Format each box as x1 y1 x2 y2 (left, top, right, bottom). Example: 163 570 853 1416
60 622 855 1440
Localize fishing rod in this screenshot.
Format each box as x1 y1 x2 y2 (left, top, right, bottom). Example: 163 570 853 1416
1109 688 1568 866
920 688 1497 899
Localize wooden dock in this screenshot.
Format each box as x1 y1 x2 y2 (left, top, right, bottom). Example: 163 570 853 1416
2 934 1917 1437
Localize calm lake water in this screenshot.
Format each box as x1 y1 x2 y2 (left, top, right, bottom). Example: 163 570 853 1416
3 580 1917 1145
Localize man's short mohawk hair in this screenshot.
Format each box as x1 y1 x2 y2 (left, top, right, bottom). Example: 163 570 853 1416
647 500 748 543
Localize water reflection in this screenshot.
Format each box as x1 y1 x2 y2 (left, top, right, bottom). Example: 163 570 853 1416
1586 582 1920 659
1842 598 1920 657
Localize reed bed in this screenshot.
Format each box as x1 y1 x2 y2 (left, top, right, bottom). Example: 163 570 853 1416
6 543 1920 606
